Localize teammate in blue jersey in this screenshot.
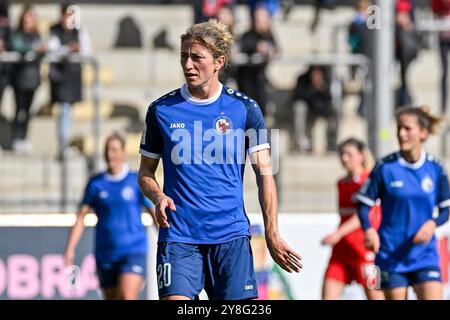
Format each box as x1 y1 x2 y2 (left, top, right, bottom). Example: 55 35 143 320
138 19 302 300
64 132 157 300
357 106 450 300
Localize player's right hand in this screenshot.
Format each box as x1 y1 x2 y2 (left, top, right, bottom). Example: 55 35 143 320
364 228 380 253
64 250 74 267
155 194 176 228
412 219 436 244
321 233 341 246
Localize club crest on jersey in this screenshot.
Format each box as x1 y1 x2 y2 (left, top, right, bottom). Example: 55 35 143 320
213 115 233 135
421 176 434 193
390 180 404 188
122 187 135 200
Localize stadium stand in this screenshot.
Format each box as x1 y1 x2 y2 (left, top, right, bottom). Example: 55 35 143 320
0 2 447 215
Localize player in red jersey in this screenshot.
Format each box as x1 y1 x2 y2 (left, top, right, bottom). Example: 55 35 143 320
321 138 384 300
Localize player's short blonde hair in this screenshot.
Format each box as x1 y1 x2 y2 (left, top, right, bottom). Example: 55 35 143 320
181 19 234 69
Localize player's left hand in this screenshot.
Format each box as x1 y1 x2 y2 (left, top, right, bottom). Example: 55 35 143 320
266 236 302 273
413 220 436 244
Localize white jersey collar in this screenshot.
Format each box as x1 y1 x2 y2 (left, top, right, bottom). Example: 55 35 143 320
398 149 426 169
105 164 130 181
180 83 223 105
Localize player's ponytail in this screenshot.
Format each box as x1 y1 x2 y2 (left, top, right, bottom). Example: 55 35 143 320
395 105 442 135
181 19 234 70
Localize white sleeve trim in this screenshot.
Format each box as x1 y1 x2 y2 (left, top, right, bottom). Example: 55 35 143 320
248 143 270 154
439 199 450 208
139 149 162 159
356 194 375 207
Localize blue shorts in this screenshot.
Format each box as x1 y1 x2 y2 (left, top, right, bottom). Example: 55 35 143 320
380 267 442 289
96 254 147 288
156 237 258 300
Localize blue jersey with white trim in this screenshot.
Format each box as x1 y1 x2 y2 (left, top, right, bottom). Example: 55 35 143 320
81 166 153 262
357 151 450 272
140 84 269 244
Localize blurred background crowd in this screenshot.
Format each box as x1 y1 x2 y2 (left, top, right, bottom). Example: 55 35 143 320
0 0 449 215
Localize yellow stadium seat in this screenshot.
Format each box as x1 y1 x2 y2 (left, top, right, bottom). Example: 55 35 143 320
83 65 114 86
70 100 114 121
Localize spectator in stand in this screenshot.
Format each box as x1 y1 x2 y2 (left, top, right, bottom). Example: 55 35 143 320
348 0 373 118
193 0 235 24
11 4 47 154
48 1 92 159
395 0 421 107
348 0 372 57
292 65 338 153
247 0 279 18
0 0 11 120
236 5 278 118
431 0 450 113
216 4 237 85
311 0 336 33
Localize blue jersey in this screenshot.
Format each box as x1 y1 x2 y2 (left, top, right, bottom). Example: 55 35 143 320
139 83 269 244
357 151 450 272
81 165 153 262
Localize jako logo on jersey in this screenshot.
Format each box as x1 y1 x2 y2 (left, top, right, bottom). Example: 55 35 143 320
140 123 147 145
244 284 254 290
132 265 143 274
121 187 135 200
427 271 440 278
421 176 434 193
213 115 233 135
390 180 404 188
170 123 185 129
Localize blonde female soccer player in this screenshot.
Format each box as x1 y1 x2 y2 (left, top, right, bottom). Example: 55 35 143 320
138 19 302 300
